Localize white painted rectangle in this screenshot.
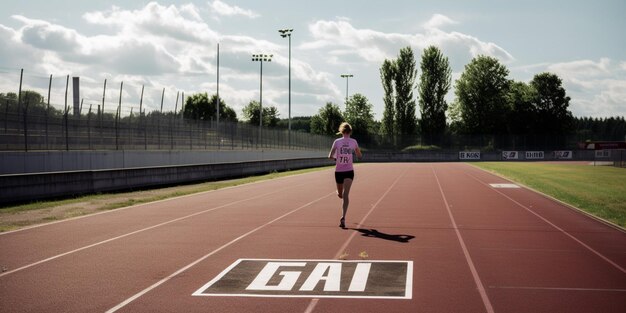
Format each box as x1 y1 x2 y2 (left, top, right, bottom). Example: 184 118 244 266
193 259 413 299
490 183 520 188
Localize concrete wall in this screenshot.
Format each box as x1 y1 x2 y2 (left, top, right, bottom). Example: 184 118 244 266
0 157 333 204
0 148 600 204
0 149 327 174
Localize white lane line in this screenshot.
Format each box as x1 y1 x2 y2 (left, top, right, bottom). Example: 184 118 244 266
302 298 319 313
332 171 405 260
432 166 495 313
106 192 334 313
464 171 626 275
479 247 578 253
0 185 299 278
304 170 406 313
490 286 626 292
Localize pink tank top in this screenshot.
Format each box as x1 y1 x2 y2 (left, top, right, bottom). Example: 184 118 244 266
332 137 358 172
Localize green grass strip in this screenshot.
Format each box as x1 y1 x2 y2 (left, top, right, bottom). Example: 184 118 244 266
473 162 626 228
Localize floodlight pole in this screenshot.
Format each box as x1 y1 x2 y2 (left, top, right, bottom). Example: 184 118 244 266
279 28 293 148
252 54 272 147
340 74 353 106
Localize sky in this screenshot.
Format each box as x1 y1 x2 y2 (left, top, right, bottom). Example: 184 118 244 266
1 0 625 121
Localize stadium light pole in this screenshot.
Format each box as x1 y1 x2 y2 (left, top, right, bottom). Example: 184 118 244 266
252 54 272 146
340 74 353 106
278 28 293 148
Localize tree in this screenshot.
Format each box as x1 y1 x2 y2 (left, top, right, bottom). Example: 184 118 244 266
278 116 311 132
183 93 237 122
418 46 451 145
447 99 463 134
310 102 343 136
1 90 51 115
394 46 419 144
454 55 511 135
379 59 396 144
506 81 535 135
344 93 376 145
242 101 280 127
530 72 573 135
264 106 280 127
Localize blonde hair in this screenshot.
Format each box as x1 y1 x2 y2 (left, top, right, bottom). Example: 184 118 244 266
337 122 352 135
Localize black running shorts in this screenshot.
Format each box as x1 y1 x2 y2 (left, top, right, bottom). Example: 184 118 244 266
334 170 354 184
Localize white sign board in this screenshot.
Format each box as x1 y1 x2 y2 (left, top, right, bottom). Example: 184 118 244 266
554 151 573 159
525 151 544 160
459 151 481 160
595 150 611 158
502 151 519 160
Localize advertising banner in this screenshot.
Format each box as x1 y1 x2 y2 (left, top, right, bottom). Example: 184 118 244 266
502 151 519 160
595 150 611 158
459 151 481 160
525 151 544 160
554 151 573 159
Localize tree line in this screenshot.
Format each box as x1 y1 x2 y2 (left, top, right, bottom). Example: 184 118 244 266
305 46 624 149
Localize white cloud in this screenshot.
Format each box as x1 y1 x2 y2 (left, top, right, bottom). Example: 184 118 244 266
13 15 84 54
9 14 183 77
547 58 612 78
305 15 514 66
539 58 626 117
0 22 42 69
423 13 458 30
210 0 259 19
179 3 203 22
84 2 218 43
305 20 418 63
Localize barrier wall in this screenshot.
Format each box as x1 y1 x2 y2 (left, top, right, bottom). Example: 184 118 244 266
0 149 600 204
0 150 327 174
0 158 333 204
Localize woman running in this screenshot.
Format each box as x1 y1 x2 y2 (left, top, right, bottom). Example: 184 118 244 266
328 122 362 228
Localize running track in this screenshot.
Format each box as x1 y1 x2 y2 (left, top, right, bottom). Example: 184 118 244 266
1 163 625 313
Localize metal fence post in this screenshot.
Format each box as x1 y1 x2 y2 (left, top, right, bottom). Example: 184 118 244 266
88 104 92 150
64 108 69 151
23 100 29 151
17 69 23 120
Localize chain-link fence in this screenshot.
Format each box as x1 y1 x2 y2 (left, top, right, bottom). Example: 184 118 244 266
362 132 592 151
0 69 333 151
0 108 334 151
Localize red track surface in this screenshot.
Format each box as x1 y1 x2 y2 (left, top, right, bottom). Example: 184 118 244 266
1 163 625 313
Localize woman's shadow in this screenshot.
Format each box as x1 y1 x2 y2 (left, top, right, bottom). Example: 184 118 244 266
347 228 415 243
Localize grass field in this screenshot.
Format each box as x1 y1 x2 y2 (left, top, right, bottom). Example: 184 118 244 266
473 162 626 228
